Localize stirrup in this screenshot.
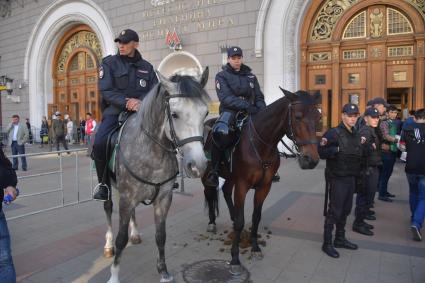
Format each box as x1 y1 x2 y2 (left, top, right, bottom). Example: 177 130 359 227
93 183 111 201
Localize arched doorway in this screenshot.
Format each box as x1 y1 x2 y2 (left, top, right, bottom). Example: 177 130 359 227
301 0 425 130
50 25 103 123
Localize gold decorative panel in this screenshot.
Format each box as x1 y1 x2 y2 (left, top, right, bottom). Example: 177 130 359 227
311 0 359 41
57 31 102 73
343 11 366 39
343 49 366 60
370 8 384 38
310 52 331 62
387 8 413 35
388 46 414 57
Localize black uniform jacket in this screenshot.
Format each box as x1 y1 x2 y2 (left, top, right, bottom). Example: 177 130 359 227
215 63 266 113
98 50 158 115
319 122 363 177
0 147 17 211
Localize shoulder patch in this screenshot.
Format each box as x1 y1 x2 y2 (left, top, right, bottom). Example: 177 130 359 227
216 80 220 90
99 66 104 79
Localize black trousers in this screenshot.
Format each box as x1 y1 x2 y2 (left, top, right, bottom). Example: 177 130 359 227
325 176 356 231
355 166 379 222
55 135 69 151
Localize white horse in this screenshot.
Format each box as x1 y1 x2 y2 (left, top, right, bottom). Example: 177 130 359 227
104 69 210 283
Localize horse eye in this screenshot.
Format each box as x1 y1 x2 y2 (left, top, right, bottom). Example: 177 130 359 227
295 112 303 120
171 112 179 119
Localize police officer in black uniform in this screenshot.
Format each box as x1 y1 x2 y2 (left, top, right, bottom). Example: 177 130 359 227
205 46 266 187
92 29 158 201
353 107 382 236
319 103 363 258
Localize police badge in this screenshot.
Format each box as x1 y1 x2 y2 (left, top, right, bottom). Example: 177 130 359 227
99 66 104 79
140 79 147 87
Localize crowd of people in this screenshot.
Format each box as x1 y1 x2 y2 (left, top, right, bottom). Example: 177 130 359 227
319 99 425 258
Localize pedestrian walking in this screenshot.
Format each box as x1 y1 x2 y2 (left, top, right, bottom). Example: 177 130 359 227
39 116 49 148
399 108 425 241
7 115 29 171
51 111 69 154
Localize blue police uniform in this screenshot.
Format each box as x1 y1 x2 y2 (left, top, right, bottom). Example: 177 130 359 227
205 46 266 187
92 47 158 200
319 103 362 258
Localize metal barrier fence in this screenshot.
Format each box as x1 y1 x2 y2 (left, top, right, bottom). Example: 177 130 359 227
4 148 190 221
5 148 95 221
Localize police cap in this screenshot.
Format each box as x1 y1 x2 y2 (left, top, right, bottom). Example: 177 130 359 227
114 29 139 43
364 107 380 118
342 103 359 114
227 46 243 57
368 97 389 107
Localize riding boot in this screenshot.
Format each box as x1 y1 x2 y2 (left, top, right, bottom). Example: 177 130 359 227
205 145 221 187
322 225 339 258
93 159 111 201
334 229 358 250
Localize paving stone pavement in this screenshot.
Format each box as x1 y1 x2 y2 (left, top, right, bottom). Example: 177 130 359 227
3 151 425 283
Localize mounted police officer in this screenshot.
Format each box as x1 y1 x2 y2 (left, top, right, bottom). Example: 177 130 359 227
353 107 382 236
319 103 364 258
92 29 158 201
205 46 266 187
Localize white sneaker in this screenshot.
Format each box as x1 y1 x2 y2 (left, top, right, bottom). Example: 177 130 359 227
411 225 422 241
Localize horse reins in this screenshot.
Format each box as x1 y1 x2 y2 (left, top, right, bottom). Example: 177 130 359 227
119 90 204 205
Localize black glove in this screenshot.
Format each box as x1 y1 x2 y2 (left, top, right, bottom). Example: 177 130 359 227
247 106 259 114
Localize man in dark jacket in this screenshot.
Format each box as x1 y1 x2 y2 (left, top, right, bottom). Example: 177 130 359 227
319 103 363 258
205 46 266 187
400 108 425 241
51 111 69 153
0 146 18 282
92 29 158 201
353 107 382 236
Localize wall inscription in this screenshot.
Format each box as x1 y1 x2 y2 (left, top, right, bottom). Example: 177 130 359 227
140 0 235 41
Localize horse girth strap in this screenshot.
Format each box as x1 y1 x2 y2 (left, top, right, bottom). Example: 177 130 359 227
118 145 178 206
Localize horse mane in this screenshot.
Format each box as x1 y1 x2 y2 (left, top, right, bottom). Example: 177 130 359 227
169 75 211 104
136 75 210 132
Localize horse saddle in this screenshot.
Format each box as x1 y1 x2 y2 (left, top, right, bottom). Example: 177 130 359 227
107 112 133 175
203 112 248 168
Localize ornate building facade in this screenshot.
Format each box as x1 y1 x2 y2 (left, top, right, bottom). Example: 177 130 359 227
0 0 424 133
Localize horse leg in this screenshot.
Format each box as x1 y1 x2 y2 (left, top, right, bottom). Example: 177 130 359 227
229 183 248 275
222 179 235 221
204 185 218 233
104 200 114 258
129 208 142 245
250 182 272 260
154 191 174 283
107 197 133 283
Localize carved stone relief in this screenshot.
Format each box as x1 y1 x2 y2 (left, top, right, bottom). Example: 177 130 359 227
370 8 383 38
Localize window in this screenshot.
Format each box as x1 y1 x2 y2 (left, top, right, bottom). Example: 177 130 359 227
69 56 79 71
315 75 326 85
349 94 359 105
86 54 95 69
388 46 413 57
343 49 366 60
343 11 366 39
387 8 413 35
348 73 360 84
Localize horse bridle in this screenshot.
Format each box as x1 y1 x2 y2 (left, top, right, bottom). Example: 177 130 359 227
280 101 318 156
140 91 205 155
120 90 204 206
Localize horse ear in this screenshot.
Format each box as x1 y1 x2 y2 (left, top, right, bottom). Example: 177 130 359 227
280 87 296 101
313 91 322 104
200 66 209 89
156 70 174 91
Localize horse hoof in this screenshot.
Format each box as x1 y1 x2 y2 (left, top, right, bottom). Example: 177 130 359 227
130 235 142 245
251 251 264 260
229 264 242 276
160 274 174 283
207 223 217 233
104 247 115 258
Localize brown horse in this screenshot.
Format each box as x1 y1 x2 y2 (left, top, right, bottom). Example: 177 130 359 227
202 88 321 274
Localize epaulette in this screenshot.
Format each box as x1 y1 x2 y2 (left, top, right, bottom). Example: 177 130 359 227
102 55 116 65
